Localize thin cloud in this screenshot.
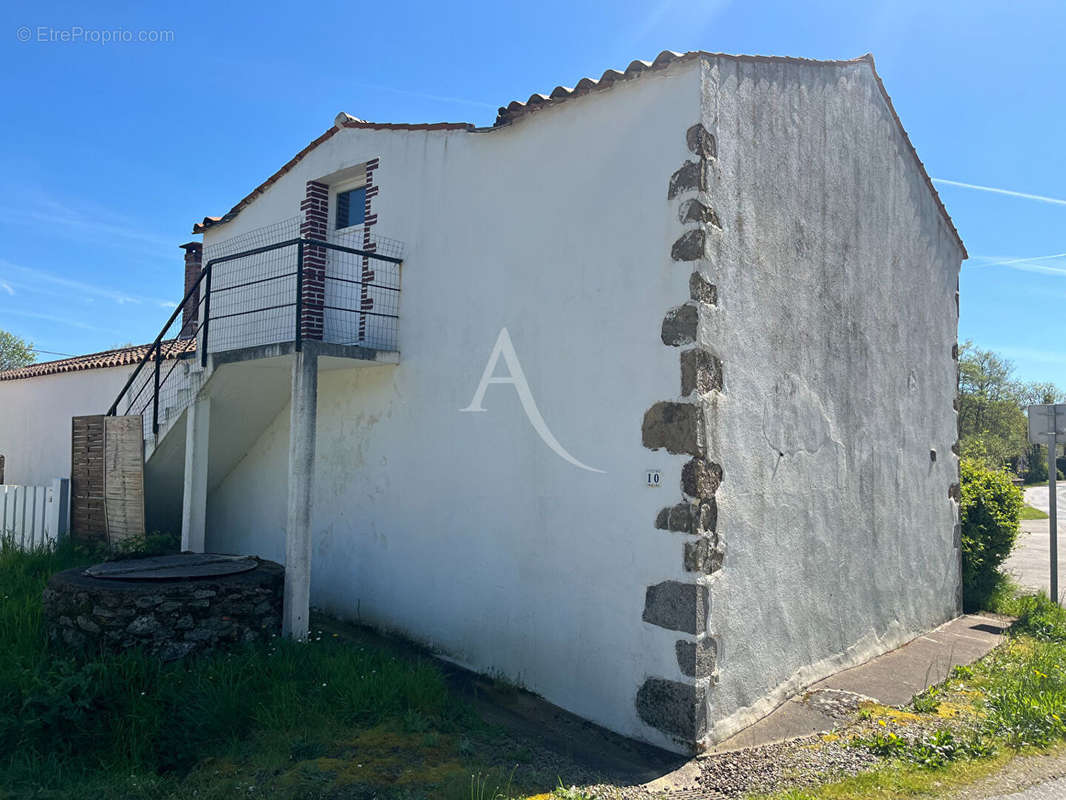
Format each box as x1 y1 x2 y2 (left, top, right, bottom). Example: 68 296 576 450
933 178 1066 207
0 307 111 332
353 82 497 110
0 259 174 307
0 195 176 256
0 281 12 295
971 253 1066 266
968 252 1066 277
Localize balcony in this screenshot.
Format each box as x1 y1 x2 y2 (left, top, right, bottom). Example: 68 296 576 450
108 218 404 443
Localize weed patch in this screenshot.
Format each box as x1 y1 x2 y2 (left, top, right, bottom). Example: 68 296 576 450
0 540 488 798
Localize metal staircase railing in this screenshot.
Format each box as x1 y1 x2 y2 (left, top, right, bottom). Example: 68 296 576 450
107 236 403 439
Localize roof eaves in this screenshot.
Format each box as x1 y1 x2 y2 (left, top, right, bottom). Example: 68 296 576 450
191 51 964 257
0 339 195 382
492 50 965 258
855 53 967 259
193 125 344 234
192 119 477 234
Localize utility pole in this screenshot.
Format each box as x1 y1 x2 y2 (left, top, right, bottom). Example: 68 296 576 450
1028 404 1064 603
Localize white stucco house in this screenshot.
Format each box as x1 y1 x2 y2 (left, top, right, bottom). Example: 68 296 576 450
0 345 183 487
0 50 966 753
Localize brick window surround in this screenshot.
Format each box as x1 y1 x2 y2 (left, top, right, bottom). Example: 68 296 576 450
299 157 379 343
298 180 328 341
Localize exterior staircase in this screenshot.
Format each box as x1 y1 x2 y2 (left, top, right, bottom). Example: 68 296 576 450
106 227 404 560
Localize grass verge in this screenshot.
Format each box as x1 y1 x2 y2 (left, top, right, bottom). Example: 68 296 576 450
1020 504 1049 520
752 587 1066 800
0 539 590 800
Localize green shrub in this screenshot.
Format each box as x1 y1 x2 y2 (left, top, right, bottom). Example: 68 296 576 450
109 530 180 559
960 459 1023 611
1027 453 1048 484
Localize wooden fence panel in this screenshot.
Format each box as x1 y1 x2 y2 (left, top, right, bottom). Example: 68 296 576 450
71 415 106 543
71 415 143 546
103 415 145 544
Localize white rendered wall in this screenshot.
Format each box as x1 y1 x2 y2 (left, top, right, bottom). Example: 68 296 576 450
0 366 135 485
200 55 963 751
697 56 964 742
205 62 703 750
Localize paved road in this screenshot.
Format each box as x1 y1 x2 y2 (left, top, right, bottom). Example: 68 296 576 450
986 777 1066 799
1022 484 1066 515
1001 487 1066 602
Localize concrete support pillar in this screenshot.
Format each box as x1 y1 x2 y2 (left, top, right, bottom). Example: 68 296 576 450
283 349 318 640
181 397 211 553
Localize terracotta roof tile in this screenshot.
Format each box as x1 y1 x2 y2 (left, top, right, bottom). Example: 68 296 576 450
492 50 965 256
0 339 196 382
191 51 964 256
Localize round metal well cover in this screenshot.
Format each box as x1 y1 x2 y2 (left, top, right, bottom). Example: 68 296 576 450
84 553 259 580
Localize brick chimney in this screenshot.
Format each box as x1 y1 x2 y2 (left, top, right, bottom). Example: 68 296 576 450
179 242 203 338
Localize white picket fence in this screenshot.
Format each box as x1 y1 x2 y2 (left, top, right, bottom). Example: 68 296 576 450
0 479 70 549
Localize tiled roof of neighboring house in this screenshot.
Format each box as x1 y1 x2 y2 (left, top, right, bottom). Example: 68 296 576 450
0 339 196 382
191 50 965 256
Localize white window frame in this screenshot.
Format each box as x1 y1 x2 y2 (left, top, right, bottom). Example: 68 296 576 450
330 173 368 236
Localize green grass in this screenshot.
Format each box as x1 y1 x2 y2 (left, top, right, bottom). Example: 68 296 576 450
757 628 1066 799
11 539 1063 800
0 538 582 800
747 582 1066 800
1020 504 1049 520
752 752 1015 800
753 588 1066 800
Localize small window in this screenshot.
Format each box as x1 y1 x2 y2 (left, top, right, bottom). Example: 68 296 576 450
335 186 366 230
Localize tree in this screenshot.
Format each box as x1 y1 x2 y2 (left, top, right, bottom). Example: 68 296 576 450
1017 380 1066 483
0 329 34 372
957 341 1066 473
1015 381 1066 407
958 342 1028 469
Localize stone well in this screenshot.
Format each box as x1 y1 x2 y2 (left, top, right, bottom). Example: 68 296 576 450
42 554 284 661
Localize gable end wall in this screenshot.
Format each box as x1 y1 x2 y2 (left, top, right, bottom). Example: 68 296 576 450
697 55 964 743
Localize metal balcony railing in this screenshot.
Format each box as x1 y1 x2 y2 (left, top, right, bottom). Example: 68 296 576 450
107 227 403 438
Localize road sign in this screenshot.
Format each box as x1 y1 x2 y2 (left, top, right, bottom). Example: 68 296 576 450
1027 403 1066 444
1026 404 1061 604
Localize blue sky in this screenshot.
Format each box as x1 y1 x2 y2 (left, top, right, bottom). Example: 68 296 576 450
0 0 1063 382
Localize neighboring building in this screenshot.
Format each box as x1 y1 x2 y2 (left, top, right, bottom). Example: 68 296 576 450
0 344 189 486
0 51 966 753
